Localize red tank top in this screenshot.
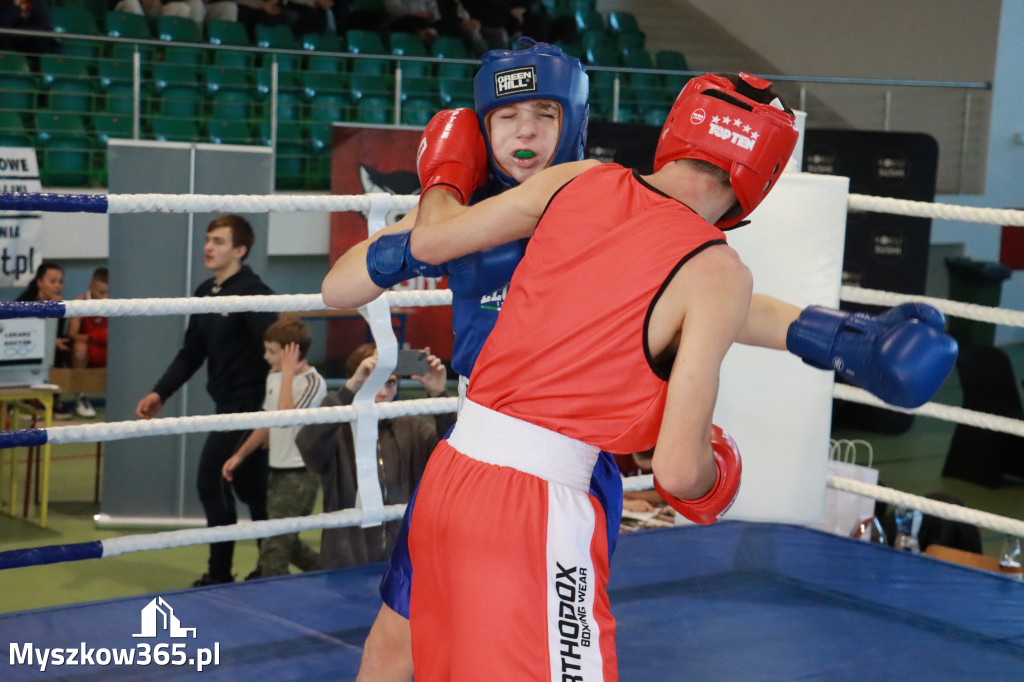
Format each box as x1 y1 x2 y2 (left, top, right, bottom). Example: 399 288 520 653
468 164 726 453
78 316 108 347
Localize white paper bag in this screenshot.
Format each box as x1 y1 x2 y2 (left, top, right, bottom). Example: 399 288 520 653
810 439 879 537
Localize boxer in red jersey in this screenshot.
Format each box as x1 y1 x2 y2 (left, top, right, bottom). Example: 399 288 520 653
397 73 793 679
68 268 109 418
329 70 956 679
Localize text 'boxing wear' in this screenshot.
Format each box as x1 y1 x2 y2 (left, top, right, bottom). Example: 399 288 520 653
407 164 727 680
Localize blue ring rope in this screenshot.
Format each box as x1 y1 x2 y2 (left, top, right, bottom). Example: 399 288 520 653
0 300 66 319
0 540 103 570
0 428 49 448
0 193 109 213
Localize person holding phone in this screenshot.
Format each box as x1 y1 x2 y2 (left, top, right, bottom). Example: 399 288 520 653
294 343 450 569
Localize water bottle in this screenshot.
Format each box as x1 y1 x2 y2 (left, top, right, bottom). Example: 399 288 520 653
999 536 1023 581
893 506 922 554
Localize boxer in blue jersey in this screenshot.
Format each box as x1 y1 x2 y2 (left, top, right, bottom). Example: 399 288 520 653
325 39 622 681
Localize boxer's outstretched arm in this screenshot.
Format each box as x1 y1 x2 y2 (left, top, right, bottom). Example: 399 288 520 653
410 160 600 265
321 211 418 310
736 293 800 350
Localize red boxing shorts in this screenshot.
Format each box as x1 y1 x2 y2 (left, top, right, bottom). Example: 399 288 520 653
408 400 618 680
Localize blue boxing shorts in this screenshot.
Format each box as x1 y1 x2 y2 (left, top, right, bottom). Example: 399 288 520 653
379 446 624 618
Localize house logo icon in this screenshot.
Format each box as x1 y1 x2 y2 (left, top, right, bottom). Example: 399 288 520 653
132 597 197 639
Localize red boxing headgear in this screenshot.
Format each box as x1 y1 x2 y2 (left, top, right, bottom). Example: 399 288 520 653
655 72 799 228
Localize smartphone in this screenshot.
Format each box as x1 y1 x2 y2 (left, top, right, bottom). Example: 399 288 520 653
393 349 430 377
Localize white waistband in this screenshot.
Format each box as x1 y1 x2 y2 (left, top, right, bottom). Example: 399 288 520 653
449 399 599 491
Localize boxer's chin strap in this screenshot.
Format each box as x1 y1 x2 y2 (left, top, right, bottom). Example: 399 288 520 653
352 193 402 528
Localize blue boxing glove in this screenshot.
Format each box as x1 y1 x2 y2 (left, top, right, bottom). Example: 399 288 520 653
446 239 526 298
786 302 958 408
365 230 447 289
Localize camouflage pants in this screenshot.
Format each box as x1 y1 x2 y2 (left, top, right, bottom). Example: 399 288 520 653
259 468 320 576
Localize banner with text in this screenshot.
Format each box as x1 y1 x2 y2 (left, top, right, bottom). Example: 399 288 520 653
0 146 44 288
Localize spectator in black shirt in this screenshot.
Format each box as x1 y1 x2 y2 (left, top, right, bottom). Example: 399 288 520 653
135 214 278 587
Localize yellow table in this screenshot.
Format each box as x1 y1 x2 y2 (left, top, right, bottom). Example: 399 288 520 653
0 384 56 528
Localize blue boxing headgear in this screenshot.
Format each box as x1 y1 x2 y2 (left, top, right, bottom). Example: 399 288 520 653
473 37 589 189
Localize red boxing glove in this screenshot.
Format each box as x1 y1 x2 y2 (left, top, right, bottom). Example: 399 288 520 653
416 108 488 204
654 425 742 525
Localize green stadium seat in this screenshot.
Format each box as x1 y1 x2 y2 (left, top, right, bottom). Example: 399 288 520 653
204 64 251 95
308 122 332 152
207 118 255 145
614 31 645 51
306 123 333 187
105 10 157 61
574 10 604 33
39 55 98 114
0 111 32 147
96 58 143 115
620 47 660 97
308 92 348 122
151 117 201 142
430 35 469 59
258 121 308 190
431 35 474 80
607 11 640 34
345 29 387 55
255 24 304 72
355 96 392 125
307 53 345 74
301 30 343 53
301 71 348 100
209 90 258 119
400 98 434 127
656 50 691 92
163 45 205 66
579 28 609 51
438 78 474 108
0 52 40 111
93 112 134 146
390 31 432 98
91 112 135 184
151 62 203 119
206 20 255 68
268 90 304 121
585 45 619 67
156 16 202 44
350 73 393 104
254 66 303 100
552 40 584 60
51 6 104 60
34 112 93 186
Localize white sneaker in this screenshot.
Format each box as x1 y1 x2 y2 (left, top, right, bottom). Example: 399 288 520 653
75 394 96 418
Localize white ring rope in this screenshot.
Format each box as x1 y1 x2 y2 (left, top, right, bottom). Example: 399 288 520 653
100 505 410 559
833 384 1024 437
839 285 1024 327
827 475 1024 538
41 398 457 445
58 290 453 318
847 193 1024 227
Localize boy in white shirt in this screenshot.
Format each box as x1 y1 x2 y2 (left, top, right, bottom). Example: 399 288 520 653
223 318 328 577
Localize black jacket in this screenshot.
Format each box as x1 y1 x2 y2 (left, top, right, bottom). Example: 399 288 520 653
152 265 277 407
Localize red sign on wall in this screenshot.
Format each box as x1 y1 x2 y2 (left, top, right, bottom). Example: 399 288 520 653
326 124 453 372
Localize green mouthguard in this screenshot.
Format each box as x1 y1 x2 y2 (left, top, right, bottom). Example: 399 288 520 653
513 150 537 159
